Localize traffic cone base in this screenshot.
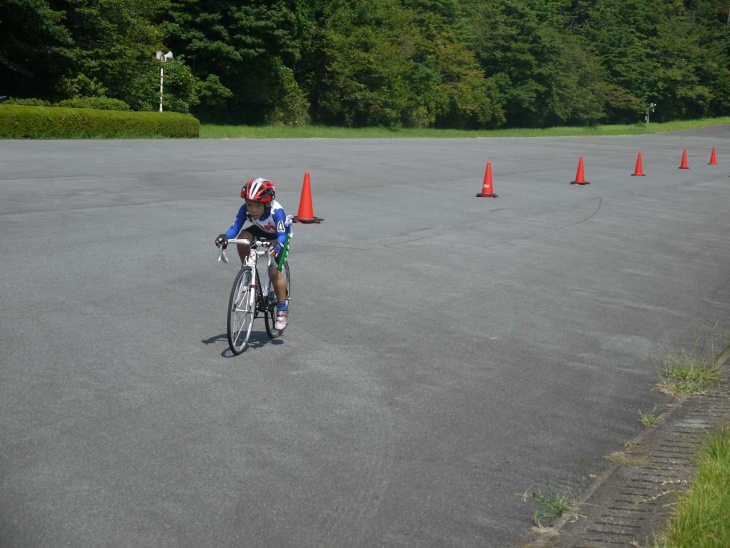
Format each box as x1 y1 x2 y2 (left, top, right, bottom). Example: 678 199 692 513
708 147 718 165
631 152 646 176
293 217 323 224
571 156 590 185
476 161 498 198
293 171 323 224
679 149 689 169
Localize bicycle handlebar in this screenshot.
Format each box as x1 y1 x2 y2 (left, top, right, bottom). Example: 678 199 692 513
217 238 273 264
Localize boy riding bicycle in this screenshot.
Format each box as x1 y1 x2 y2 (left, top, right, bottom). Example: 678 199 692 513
215 177 292 331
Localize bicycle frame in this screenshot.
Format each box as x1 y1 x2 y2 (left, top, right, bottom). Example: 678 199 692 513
218 238 274 302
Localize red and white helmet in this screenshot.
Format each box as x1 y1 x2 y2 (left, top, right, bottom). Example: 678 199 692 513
241 177 275 203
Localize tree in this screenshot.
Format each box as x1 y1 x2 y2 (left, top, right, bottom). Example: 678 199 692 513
0 0 198 111
314 0 500 128
669 0 730 118
4 0 730 125
162 0 307 123
0 0 72 99
461 0 607 127
578 0 664 123
56 0 199 111
542 27 610 126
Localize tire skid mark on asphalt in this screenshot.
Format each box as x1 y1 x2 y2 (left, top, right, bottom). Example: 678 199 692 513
320 197 604 252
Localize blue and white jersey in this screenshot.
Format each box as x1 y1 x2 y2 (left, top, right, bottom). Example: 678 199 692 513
225 199 292 247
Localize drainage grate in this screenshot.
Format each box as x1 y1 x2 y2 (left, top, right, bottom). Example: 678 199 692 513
525 370 730 547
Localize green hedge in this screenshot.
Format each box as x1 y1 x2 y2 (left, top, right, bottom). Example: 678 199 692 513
0 105 199 138
55 97 132 111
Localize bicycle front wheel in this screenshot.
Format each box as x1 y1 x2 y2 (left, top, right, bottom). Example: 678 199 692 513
227 267 255 354
264 261 290 339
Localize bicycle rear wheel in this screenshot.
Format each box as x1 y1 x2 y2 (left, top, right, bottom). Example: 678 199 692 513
264 261 290 338
227 267 255 354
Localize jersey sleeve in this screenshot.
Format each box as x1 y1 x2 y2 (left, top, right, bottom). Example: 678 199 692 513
224 205 247 238
272 207 289 247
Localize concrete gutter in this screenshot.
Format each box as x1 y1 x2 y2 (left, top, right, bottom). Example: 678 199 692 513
525 355 730 547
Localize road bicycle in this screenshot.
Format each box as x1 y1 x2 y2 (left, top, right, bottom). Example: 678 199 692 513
217 237 291 355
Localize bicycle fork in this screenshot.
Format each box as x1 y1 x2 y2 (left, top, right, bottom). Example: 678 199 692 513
235 264 256 314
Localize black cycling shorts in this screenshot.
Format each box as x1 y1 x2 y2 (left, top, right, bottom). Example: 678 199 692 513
239 225 277 242
237 225 287 265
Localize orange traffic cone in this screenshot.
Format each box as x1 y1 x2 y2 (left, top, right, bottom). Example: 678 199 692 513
679 149 689 169
293 171 323 224
708 147 718 165
631 152 646 176
476 162 498 198
571 156 590 185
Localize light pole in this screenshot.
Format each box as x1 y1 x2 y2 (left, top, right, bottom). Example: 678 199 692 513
155 51 173 112
645 102 656 123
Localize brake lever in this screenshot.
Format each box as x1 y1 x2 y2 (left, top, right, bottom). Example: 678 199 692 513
218 246 229 263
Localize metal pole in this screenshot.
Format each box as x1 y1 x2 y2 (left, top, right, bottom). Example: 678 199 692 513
159 67 164 112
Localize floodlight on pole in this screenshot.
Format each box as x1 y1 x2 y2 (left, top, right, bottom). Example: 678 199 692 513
645 102 656 123
155 51 173 112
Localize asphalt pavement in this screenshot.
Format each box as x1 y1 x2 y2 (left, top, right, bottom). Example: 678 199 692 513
1 130 730 547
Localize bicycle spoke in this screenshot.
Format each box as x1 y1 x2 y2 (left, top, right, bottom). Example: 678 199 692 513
232 295 252 339
227 267 255 354
234 287 249 311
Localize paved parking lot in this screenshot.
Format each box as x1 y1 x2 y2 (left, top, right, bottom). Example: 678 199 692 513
2 131 729 547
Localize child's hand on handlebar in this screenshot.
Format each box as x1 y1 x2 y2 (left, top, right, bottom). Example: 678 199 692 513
215 234 228 248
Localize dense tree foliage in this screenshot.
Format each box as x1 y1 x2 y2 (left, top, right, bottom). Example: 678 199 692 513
2 0 730 128
161 0 305 123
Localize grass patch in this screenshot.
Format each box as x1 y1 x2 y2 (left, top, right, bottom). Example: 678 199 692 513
605 440 650 466
639 408 663 427
605 440 651 467
200 116 730 139
522 482 578 527
656 335 728 399
658 363 720 397
660 422 730 547
655 324 729 398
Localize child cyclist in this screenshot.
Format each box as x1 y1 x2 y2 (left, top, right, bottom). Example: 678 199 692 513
215 177 292 331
